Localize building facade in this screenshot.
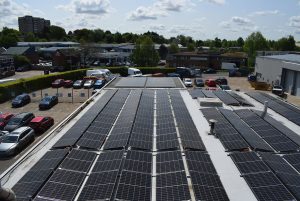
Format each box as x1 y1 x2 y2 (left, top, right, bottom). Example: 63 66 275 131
18 16 51 34
0 55 15 78
255 54 300 96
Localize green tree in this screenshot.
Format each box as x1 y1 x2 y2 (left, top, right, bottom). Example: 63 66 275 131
13 55 31 68
237 37 244 47
276 35 296 51
169 42 179 54
158 44 168 59
130 36 159 67
48 25 66 40
0 27 20 48
243 32 269 67
24 32 36 42
213 37 222 48
187 43 195 51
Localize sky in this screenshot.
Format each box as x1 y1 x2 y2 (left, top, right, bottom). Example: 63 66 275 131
1 0 300 40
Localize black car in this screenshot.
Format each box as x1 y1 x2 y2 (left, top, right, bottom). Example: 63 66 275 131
4 112 35 132
39 96 58 110
12 94 31 108
194 78 204 87
203 68 216 74
215 77 228 85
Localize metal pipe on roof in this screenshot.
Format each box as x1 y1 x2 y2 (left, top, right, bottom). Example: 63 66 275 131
0 186 16 201
261 101 268 118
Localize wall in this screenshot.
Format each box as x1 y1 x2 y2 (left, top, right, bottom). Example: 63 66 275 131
255 57 283 85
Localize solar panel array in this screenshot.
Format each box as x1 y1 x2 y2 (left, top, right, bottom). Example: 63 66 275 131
201 108 250 151
247 92 300 126
189 89 253 106
230 152 296 201
12 89 232 201
235 109 299 152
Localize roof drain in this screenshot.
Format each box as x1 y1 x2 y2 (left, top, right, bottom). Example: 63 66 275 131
0 186 16 201
261 101 268 118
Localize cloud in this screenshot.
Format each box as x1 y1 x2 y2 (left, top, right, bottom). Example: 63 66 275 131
249 10 279 17
127 0 192 21
289 16 300 28
147 24 167 31
199 0 225 5
0 0 10 6
231 16 252 26
57 0 111 16
219 16 256 33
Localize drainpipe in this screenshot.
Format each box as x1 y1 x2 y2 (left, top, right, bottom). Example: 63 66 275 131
261 101 268 118
0 186 16 201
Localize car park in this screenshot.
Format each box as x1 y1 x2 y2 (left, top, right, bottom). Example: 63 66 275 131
4 112 35 132
11 94 31 108
205 79 217 87
63 80 73 88
0 113 14 130
51 79 65 88
39 96 58 110
183 78 193 87
93 79 106 89
29 116 54 133
215 77 228 85
73 80 84 89
218 85 232 91
194 78 204 87
0 127 35 157
84 80 95 89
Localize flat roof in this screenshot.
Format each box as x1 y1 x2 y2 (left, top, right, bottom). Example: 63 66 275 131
2 78 300 201
260 54 300 64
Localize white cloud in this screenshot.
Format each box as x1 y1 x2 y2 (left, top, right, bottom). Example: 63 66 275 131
147 24 167 31
219 16 256 33
231 16 252 26
57 0 111 16
289 15 300 28
249 10 279 17
199 0 225 5
127 0 192 21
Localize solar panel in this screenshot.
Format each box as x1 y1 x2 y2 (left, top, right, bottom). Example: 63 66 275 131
156 184 191 201
250 184 296 201
78 184 115 201
93 159 122 172
230 152 260 163
146 77 176 88
156 151 184 173
189 89 205 99
243 172 282 187
193 184 229 201
115 77 147 88
213 90 240 106
283 154 300 172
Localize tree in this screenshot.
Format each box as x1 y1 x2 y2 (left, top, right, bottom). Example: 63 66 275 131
130 36 159 67
187 43 195 51
221 39 228 48
237 37 244 47
169 42 179 54
213 37 222 48
276 35 296 51
158 44 168 59
13 55 30 68
24 32 36 42
243 32 269 67
0 27 20 48
48 25 66 40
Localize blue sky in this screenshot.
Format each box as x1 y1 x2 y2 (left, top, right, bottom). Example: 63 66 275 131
1 0 300 40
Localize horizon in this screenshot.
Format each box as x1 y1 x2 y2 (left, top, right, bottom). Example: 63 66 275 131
1 0 300 41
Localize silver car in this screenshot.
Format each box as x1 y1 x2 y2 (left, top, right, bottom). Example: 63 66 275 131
0 131 9 143
0 127 35 157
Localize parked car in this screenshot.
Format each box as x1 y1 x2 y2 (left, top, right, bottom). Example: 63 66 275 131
73 80 84 89
39 96 58 110
12 93 31 108
29 116 54 133
84 80 95 89
0 127 35 157
93 79 106 89
203 68 216 74
183 78 193 87
215 77 228 85
0 131 9 143
248 74 257 82
218 85 232 91
0 113 14 130
51 79 65 88
272 85 286 98
4 112 35 132
194 78 204 87
205 79 217 87
63 80 73 88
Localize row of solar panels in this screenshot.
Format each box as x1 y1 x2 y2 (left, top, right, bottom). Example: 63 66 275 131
201 108 300 152
247 92 300 126
12 89 228 201
190 89 253 106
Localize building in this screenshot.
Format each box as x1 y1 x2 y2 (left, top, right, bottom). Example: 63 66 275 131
18 15 50 34
0 55 15 78
52 49 81 70
167 51 247 69
2 46 39 64
17 42 80 50
255 54 300 96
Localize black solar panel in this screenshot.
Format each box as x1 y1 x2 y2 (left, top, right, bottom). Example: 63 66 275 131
213 90 240 106
230 152 260 163
243 172 282 187
156 151 184 174
250 184 296 201
283 154 300 172
156 185 191 201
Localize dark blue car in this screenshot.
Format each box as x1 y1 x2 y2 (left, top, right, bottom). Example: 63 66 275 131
39 96 58 110
93 80 106 89
12 94 31 108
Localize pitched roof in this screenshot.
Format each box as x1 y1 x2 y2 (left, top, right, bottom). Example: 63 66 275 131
3 46 31 55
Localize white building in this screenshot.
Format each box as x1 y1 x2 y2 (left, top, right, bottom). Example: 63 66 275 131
255 54 300 96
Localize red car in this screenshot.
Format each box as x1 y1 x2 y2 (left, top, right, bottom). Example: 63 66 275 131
0 113 14 130
28 116 54 133
63 80 73 88
205 79 217 87
51 79 65 88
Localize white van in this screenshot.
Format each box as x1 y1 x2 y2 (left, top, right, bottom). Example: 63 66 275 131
128 68 142 77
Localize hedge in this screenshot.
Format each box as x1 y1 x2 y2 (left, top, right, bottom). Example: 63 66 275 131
0 69 87 103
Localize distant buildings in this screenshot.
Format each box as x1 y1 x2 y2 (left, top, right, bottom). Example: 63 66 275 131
18 16 50 34
0 55 15 78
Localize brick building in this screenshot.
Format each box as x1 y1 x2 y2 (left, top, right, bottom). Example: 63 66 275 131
18 15 50 34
